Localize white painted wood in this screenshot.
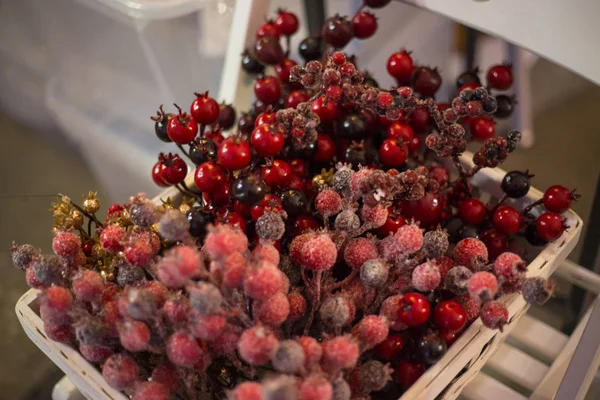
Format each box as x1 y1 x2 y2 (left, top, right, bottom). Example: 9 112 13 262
401 0 600 86
460 372 527 400
554 259 600 295
508 314 569 364
486 342 549 391
52 376 86 400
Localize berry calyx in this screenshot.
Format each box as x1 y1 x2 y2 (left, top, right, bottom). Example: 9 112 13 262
190 92 219 125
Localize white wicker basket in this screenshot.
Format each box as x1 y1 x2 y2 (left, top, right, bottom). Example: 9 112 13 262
15 154 583 400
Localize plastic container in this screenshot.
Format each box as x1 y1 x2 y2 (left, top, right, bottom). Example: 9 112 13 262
15 152 583 400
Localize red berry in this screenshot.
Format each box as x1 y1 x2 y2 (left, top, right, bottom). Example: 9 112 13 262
255 111 277 127
429 164 449 187
162 154 188 185
218 137 252 170
433 300 466 332
398 292 430 327
107 203 123 217
332 52 346 65
440 330 459 346
275 58 297 83
262 160 292 188
387 50 414 85
254 291 290 326
167 111 198 144
244 262 283 301
80 344 113 363
387 122 414 142
325 85 342 100
410 106 430 132
254 76 281 104
409 134 421 152
285 90 310 108
301 234 337 271
152 162 169 187
100 225 126 253
352 11 377 39
231 382 263 400
480 229 508 259
251 124 284 157
322 16 354 48
374 333 405 361
102 354 139 391
412 66 442 97
470 117 496 141
119 320 150 352
394 360 424 390
493 206 522 235
203 183 229 207
132 382 169 400
44 286 72 313
275 10 299 36
458 198 487 225
480 300 508 330
536 211 565 242
458 83 480 94
293 215 320 235
167 331 203 367
494 252 526 284
321 336 360 372
375 210 405 237
354 315 389 350
543 185 574 213
44 323 73 343
379 139 408 167
487 64 513 90
256 20 280 39
216 211 246 232
190 92 219 125
289 158 306 176
52 231 81 258
401 192 442 228
468 271 499 302
313 134 336 163
311 96 338 122
377 92 394 109
73 270 104 303
238 326 279 365
152 364 180 393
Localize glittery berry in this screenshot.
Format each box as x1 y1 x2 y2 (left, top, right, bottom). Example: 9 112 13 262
468 271 498 302
151 364 180 393
319 296 353 329
72 270 104 303
124 239 153 267
256 212 286 241
132 382 169 400
288 292 307 320
394 224 424 254
521 277 556 305
238 326 279 365
231 382 264 400
422 228 449 258
300 375 332 400
272 340 305 374
255 291 290 326
344 238 378 269
100 225 125 252
360 259 389 287
321 335 360 372
167 331 203 367
118 319 150 352
31 254 63 287
380 295 408 331
412 261 441 292
157 246 202 288
444 266 472 295
480 300 508 330
79 344 113 363
190 313 226 341
11 243 39 270
102 353 139 390
300 234 338 271
361 204 389 228
315 189 343 217
453 238 489 271
244 262 283 300
52 231 81 258
494 252 526 284
158 209 191 243
204 225 248 260
187 281 222 315
354 315 389 350
358 360 393 393
335 210 361 231
129 197 158 229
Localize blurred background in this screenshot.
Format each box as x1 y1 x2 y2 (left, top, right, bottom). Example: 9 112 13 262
1 0 599 398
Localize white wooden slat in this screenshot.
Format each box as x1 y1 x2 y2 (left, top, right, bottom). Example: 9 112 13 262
507 314 569 363
486 342 549 391
461 372 527 400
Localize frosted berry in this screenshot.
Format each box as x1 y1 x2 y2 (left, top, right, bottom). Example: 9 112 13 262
256 212 286 241
167 331 203 367
521 277 556 305
358 360 393 392
31 254 63 287
119 288 157 321
315 189 343 217
151 364 180 393
272 340 305 373
354 315 389 350
102 353 139 391
344 238 378 269
422 228 449 258
380 295 408 331
536 211 566 242
494 252 526 284
73 270 104 303
394 224 424 254
52 231 81 258
361 204 389 229
157 246 202 288
255 291 290 326
493 205 521 235
321 335 360 372
44 286 72 314
298 336 322 368
187 281 222 315
412 261 441 292
11 243 39 270
212 324 242 356
398 292 430 327
238 326 279 365
145 281 168 305
244 262 283 301
118 320 150 352
204 224 248 260
335 210 361 232
79 344 113 363
360 259 389 288
132 382 169 400
124 239 153 267
300 375 332 400
163 297 189 325
453 238 489 271
468 271 498 301
287 291 307 321
100 225 125 252
44 323 74 343
444 266 472 295
231 382 264 400
319 296 353 329
480 300 508 330
300 234 337 271
190 313 226 341
543 185 576 213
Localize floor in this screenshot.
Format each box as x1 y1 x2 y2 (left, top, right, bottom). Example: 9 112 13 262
0 57 599 398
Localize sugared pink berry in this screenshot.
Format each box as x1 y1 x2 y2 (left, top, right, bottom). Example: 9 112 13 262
319 296 354 329
299 375 333 400
221 252 247 289
163 297 189 324
433 256 454 280
118 320 150 352
494 252 526 284
344 238 378 269
132 382 169 400
361 204 389 228
480 300 508 330
272 340 306 374
204 225 248 260
151 364 180 393
52 231 81 258
350 168 372 194
99 225 125 252
102 353 139 390
468 271 499 301
254 291 290 326
453 238 489 271
300 234 338 271
288 292 307 320
353 315 389 350
72 270 104 303
298 336 323 368
124 239 153 267
231 382 264 400
289 232 314 265
187 281 222 315
252 242 280 265
380 295 408 331
212 324 242 356
167 331 203 367
394 224 424 254
44 286 72 313
238 326 279 365
145 281 168 305
44 324 74 343
190 313 226 341
244 262 283 300
79 343 113 363
321 335 359 372
411 261 441 292
315 189 343 217
455 294 482 321
157 246 202 288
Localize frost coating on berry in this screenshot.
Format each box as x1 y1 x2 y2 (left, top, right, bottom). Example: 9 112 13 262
378 235 401 262
319 296 352 328
422 228 449 258
190 313 226 341
163 296 189 324
151 364 180 393
187 281 222 314
480 300 508 330
221 252 247 289
263 375 298 400
360 259 389 287
358 360 392 392
213 324 242 356
344 238 378 269
244 262 283 300
72 270 104 303
124 239 153 267
122 288 157 320
238 326 279 365
380 295 408 331
256 212 286 240
298 377 332 400
145 281 168 305
395 224 424 254
132 382 169 400
252 242 280 265
272 340 306 373
331 376 351 400
44 323 73 343
332 165 354 193
433 256 454 280
298 336 323 367
231 382 264 400
52 231 81 258
456 294 482 321
31 254 63 286
129 196 158 229
116 264 145 287
43 286 72 313
204 225 248 260
158 209 191 242
288 292 308 320
316 189 343 217
521 277 556 305
118 319 150 352
321 335 359 372
255 291 290 326
412 261 441 292
75 315 114 347
102 353 139 390
351 168 373 195
300 234 337 271
334 210 360 231
354 315 389 350
468 271 498 302
167 331 203 367
444 266 472 294
11 243 39 270
79 343 113 363
454 238 489 271
157 245 202 288
100 225 126 252
494 252 526 284
361 204 388 228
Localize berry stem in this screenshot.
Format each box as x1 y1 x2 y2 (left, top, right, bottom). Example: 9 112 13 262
489 193 508 214
303 270 323 335
176 144 191 160
324 268 358 291
68 200 104 229
522 198 543 215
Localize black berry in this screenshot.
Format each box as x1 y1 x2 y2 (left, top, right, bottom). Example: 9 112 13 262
187 207 214 238
416 331 447 364
494 95 514 119
298 37 323 62
279 189 308 217
340 113 367 139
501 171 531 198
216 103 236 130
232 175 267 206
189 137 217 165
241 51 265 74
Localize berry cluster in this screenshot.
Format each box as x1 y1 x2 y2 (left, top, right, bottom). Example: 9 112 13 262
12 3 580 400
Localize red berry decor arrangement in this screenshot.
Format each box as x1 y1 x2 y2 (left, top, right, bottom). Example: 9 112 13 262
12 4 580 400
